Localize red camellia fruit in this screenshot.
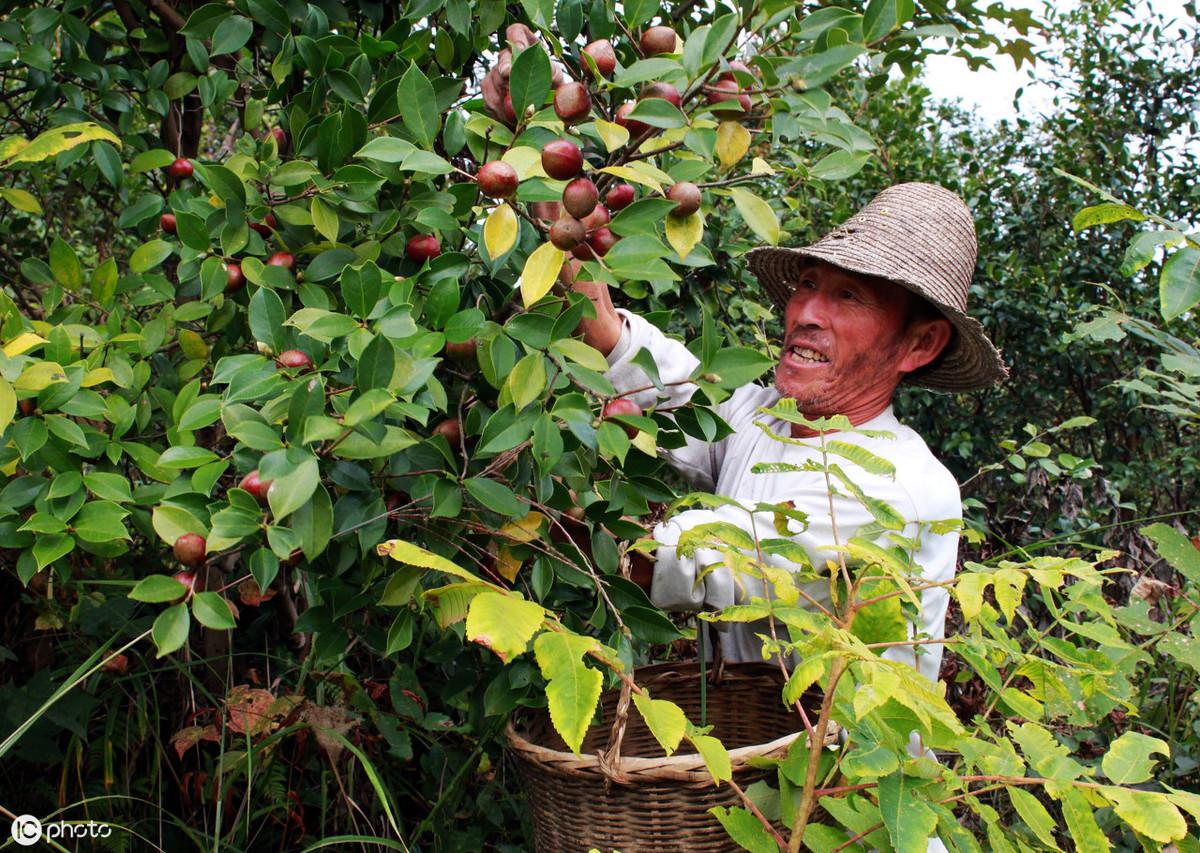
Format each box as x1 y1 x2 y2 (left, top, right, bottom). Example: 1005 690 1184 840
562 177 599 219
250 213 277 236
225 262 245 292
706 78 751 114
606 183 636 210
541 139 583 181
433 418 463 445
581 39 617 79
640 26 677 56
239 470 271 505
266 251 295 269
172 571 198 601
666 182 702 217
406 234 441 263
549 216 586 251
641 82 682 109
166 157 193 179
160 213 177 234
586 226 618 257
614 102 650 139
580 204 609 232
445 338 478 363
277 349 313 369
719 60 754 83
603 398 642 437
554 81 592 124
174 533 207 567
271 127 287 149
477 160 520 198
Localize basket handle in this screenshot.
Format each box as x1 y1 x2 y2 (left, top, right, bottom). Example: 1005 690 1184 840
597 677 633 787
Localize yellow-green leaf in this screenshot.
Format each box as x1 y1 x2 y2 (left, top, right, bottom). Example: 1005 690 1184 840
1102 731 1170 784
665 210 703 260
520 241 564 307
376 539 488 583
533 631 602 754
594 118 630 153
14 361 68 392
0 187 41 214
1060 788 1110 853
750 157 774 175
49 236 83 290
310 196 339 243
1006 786 1061 851
0 378 14 435
483 204 518 258
465 590 545 663
715 121 750 170
507 353 546 410
178 330 210 361
501 146 544 179
632 693 686 756
81 368 118 387
130 239 174 273
3 332 45 356
729 187 780 245
598 165 663 195
782 655 824 705
691 734 731 785
1100 785 1187 844
2 122 120 166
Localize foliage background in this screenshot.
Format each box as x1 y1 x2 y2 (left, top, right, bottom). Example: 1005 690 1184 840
0 0 1196 850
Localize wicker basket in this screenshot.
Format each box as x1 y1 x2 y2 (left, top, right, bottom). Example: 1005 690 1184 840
506 661 838 853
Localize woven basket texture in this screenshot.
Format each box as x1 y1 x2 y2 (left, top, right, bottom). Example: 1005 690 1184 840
507 661 834 853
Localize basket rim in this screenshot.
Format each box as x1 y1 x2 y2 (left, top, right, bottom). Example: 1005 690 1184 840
504 661 839 784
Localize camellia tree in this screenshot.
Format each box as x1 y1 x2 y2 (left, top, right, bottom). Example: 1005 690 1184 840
2 0 1198 850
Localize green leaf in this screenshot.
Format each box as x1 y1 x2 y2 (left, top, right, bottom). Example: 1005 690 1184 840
1060 788 1111 853
729 187 780 245
152 603 190 657
49 236 83 289
192 591 237 629
625 98 687 129
810 149 872 181
465 477 526 519
864 0 915 41
33 534 74 569
397 63 439 149
152 504 207 545
532 631 602 754
1005 786 1061 850
878 772 938 853
631 693 686 756
129 574 188 603
465 591 544 662
130 239 174 273
507 353 546 410
292 483 333 560
1101 731 1170 784
1071 202 1147 232
157 446 220 468
311 196 339 243
72 501 131 543
691 734 732 784
507 43 551 119
266 452 319 521
1099 785 1187 844
708 806 777 853
702 346 774 387
1140 523 1200 584
211 15 253 55
0 187 42 214
1159 247 1200 322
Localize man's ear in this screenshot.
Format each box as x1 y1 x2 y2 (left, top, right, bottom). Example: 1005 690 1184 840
897 317 953 374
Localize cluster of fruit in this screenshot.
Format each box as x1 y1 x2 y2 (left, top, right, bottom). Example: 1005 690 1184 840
476 22 755 257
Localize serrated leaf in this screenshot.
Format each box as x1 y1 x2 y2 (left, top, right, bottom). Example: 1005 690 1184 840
708 806 778 853
465 590 544 662
691 734 731 785
376 539 484 583
632 693 686 756
519 241 564 307
665 210 703 260
1159 246 1200 322
1101 785 1187 844
729 187 780 245
1141 523 1200 584
483 204 518 258
715 121 750 170
532 631 602 754
1071 202 1147 232
1060 787 1110 853
1006 786 1061 850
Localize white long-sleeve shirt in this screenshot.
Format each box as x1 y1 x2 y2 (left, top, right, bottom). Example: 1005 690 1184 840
605 309 962 685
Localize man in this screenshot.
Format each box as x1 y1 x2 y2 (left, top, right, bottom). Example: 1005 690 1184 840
565 182 1007 684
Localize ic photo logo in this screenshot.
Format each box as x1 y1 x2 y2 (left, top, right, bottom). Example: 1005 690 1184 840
9 814 113 845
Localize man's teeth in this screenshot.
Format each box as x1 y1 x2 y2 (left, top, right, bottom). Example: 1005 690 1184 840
788 346 829 363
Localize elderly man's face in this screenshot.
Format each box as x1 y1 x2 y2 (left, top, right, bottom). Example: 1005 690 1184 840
775 261 950 420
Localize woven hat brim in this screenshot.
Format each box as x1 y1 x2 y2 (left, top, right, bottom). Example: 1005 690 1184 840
746 245 1008 393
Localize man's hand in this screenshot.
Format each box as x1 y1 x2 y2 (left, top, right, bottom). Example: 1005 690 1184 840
559 258 623 356
481 24 565 125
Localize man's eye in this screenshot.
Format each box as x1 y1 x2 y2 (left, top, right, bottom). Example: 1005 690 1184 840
840 289 857 300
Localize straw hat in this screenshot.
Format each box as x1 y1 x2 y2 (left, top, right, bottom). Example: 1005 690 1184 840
746 182 1008 392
